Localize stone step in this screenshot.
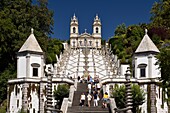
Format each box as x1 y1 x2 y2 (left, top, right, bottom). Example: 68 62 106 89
69 82 110 113
72 83 88 106
67 106 109 113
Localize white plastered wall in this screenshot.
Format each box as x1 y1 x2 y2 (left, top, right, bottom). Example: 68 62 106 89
18 56 26 78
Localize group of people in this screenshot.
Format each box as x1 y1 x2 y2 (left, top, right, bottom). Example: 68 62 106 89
80 91 99 107
79 75 109 108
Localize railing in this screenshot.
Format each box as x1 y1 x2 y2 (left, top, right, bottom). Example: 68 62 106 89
60 98 68 113
109 98 117 113
60 79 77 113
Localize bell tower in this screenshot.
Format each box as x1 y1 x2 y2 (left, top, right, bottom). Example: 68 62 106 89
70 14 79 48
93 14 101 38
70 14 79 37
93 14 102 48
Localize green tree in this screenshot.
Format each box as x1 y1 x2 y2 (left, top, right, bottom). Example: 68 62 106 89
126 25 144 52
112 84 145 113
0 99 7 113
109 24 144 64
0 0 54 104
53 84 70 109
150 0 170 27
156 45 170 111
156 45 170 85
0 65 16 103
46 38 64 64
17 109 26 113
114 23 127 36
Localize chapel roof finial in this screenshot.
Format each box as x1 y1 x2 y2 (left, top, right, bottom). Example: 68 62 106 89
31 28 34 34
96 14 99 20
145 29 148 35
85 29 87 33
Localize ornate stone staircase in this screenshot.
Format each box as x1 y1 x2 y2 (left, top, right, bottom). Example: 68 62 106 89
55 46 119 79
67 83 110 113
56 47 119 113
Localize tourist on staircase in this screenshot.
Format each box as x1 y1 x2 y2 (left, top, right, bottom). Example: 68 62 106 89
93 91 99 107
87 93 92 107
96 82 101 94
88 82 92 94
80 93 86 106
89 76 93 83
102 92 109 108
78 76 80 82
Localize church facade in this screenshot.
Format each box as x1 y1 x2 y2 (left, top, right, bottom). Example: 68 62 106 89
70 14 102 49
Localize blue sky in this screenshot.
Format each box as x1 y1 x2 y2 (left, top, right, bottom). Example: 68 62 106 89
48 0 157 40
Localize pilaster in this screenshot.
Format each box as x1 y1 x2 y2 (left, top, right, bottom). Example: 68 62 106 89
26 53 30 78
39 81 44 113
17 57 19 78
22 82 29 112
41 55 44 77
134 57 137 78
148 55 152 78
150 84 156 112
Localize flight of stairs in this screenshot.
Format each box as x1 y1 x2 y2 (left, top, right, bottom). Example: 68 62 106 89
67 83 110 113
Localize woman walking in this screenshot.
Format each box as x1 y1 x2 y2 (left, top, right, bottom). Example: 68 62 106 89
80 93 86 106
87 93 92 107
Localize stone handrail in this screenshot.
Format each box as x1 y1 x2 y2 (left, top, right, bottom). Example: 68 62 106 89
109 98 117 113
60 98 68 113
60 84 76 113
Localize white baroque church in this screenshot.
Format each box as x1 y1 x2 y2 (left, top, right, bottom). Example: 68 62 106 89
70 14 102 49
7 15 168 113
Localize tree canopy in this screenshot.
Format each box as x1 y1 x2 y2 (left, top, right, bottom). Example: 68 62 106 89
156 45 170 96
109 24 144 64
53 84 70 109
109 0 170 111
0 0 64 106
150 0 170 28
112 84 145 113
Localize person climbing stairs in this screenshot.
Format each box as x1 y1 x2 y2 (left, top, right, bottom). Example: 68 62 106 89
67 82 110 113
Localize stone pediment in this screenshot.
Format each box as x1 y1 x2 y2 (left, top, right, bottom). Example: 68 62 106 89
79 32 92 38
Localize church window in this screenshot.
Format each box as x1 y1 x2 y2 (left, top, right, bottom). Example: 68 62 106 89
84 38 87 46
73 27 76 33
96 41 98 47
33 68 38 77
73 41 75 47
140 68 146 77
89 41 92 46
96 27 99 33
79 41 82 46
138 64 147 77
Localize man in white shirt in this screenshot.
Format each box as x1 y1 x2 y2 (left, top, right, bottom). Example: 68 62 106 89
80 93 85 106
88 83 92 94
87 93 92 107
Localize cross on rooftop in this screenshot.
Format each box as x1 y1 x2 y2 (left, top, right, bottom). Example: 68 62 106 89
85 29 87 33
